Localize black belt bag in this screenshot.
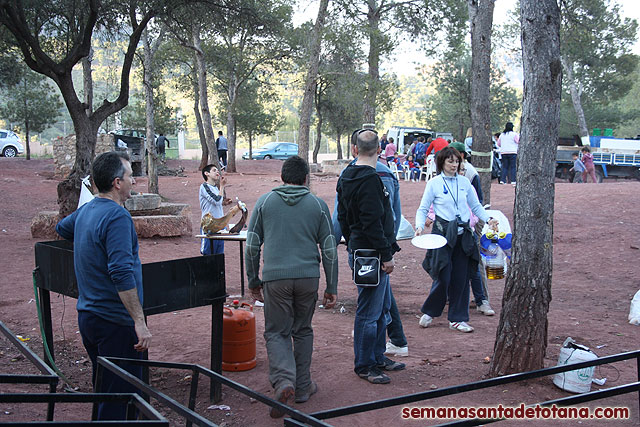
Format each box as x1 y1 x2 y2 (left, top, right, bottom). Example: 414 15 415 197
353 249 380 287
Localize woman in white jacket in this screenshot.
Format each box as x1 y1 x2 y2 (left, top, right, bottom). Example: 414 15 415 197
497 122 519 185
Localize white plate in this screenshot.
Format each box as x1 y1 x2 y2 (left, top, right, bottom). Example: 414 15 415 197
411 234 447 250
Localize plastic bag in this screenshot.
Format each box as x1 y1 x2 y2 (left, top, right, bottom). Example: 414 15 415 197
629 290 640 325
396 215 415 240
77 175 94 208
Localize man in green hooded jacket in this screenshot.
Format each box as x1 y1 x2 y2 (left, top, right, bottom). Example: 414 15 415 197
246 155 338 417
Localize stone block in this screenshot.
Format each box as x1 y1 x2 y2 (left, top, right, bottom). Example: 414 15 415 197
321 159 351 175
31 211 62 239
132 215 193 238
125 193 162 211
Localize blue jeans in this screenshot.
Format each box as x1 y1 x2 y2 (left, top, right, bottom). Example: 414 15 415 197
387 290 407 347
500 154 517 183
349 252 391 372
78 311 143 420
470 266 487 305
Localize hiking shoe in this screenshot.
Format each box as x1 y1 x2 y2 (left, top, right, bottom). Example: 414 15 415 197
377 356 406 371
419 314 433 328
477 300 495 316
449 321 474 333
357 367 391 384
269 384 294 418
385 341 409 357
295 381 318 403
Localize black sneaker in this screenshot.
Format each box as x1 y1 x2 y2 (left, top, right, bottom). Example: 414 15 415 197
357 367 391 384
377 356 406 371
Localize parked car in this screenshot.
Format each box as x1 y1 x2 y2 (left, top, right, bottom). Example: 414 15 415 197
0 129 24 157
242 142 298 160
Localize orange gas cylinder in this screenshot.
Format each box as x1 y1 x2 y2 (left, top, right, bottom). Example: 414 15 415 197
222 300 257 371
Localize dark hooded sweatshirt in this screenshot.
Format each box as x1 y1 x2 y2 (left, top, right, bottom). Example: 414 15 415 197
336 164 400 262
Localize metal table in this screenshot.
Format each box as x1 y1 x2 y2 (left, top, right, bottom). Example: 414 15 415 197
197 231 247 297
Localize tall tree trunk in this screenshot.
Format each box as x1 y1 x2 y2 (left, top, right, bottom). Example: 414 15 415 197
25 121 30 161
363 5 381 125
82 48 93 117
297 0 329 161
226 75 238 173
248 131 253 160
312 110 323 164
142 28 158 194
468 0 495 205
192 25 219 169
336 132 343 160
561 56 590 141
58 118 98 216
193 70 208 170
490 0 561 376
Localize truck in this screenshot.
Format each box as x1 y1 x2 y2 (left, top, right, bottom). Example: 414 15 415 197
556 135 640 182
386 126 453 154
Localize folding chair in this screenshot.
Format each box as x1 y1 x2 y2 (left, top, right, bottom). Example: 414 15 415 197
389 162 401 180
402 164 411 181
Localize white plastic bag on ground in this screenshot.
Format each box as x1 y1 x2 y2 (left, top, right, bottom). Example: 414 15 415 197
77 175 94 209
396 215 415 240
629 290 640 325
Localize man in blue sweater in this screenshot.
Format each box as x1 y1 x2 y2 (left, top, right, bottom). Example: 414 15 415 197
56 151 151 420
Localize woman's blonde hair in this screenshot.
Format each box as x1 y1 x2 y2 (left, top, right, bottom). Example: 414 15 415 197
466 127 473 138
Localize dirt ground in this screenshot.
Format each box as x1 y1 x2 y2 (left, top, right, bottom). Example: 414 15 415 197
1 157 639 426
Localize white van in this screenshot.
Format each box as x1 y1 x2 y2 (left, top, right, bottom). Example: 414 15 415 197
386 126 453 154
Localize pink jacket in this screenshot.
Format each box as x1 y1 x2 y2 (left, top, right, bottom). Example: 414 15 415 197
384 142 396 158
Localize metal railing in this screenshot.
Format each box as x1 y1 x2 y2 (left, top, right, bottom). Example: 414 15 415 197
98 350 640 426
97 356 333 427
0 320 59 420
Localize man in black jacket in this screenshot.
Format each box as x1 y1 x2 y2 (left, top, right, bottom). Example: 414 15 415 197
337 130 404 384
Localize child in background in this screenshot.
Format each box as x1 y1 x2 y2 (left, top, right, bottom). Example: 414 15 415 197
570 151 585 183
200 164 226 255
580 146 598 183
403 155 420 182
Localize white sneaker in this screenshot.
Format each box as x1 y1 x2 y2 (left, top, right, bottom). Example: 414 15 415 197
449 321 474 333
477 300 495 316
419 314 433 328
385 341 409 357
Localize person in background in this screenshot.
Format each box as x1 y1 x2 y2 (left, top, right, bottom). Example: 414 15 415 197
415 147 498 333
216 130 228 168
246 156 338 417
449 142 494 316
56 152 151 420
200 164 226 255
580 146 598 183
380 133 389 151
384 137 397 162
497 122 519 185
425 136 449 157
156 133 169 162
464 127 473 154
570 151 585 183
413 137 427 166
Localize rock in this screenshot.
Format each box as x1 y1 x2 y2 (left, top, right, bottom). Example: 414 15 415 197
132 215 192 238
321 159 351 175
125 193 162 211
31 211 62 239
